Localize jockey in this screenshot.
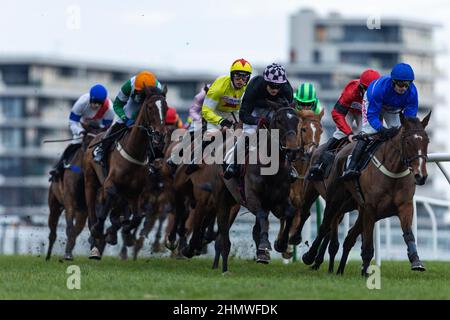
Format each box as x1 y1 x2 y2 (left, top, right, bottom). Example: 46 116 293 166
189 84 210 133
93 71 163 166
293 83 322 114
341 63 418 180
223 63 294 179
308 69 381 180
165 106 183 128
184 59 252 174
49 84 114 180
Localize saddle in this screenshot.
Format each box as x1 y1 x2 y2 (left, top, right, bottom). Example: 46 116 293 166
321 139 349 179
344 137 384 173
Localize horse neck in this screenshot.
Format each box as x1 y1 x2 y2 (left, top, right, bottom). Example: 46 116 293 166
122 106 152 159
263 127 289 170
378 131 404 171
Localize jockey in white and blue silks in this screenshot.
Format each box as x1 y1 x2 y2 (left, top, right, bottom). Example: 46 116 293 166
49 84 114 181
341 62 418 180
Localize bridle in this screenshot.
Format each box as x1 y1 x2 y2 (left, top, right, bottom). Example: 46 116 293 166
398 128 429 168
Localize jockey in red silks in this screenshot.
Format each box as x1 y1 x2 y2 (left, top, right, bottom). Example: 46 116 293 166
307 69 381 181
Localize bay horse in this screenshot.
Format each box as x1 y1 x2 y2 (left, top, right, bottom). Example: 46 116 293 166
304 112 431 275
46 125 102 261
287 109 323 257
84 86 168 259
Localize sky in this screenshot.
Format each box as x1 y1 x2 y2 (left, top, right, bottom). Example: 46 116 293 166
1 0 449 73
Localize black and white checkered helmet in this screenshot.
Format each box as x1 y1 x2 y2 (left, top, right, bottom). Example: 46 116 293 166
263 63 287 84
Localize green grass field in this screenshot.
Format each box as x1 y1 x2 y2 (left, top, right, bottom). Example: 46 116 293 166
1 255 449 299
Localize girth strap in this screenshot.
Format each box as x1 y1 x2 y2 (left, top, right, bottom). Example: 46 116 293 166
371 156 411 179
116 142 149 166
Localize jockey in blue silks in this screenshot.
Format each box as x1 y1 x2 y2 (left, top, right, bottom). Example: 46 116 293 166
341 62 419 180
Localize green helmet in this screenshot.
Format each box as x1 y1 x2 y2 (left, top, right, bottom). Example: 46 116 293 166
294 83 321 114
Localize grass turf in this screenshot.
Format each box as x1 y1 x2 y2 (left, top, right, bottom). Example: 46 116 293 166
1 255 449 299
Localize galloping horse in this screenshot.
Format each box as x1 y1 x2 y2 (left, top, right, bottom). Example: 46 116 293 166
223 102 301 265
304 112 431 275
288 109 323 257
46 125 102 261
84 86 168 259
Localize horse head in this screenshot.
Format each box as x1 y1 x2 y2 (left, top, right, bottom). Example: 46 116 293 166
137 85 169 152
399 111 431 185
296 108 324 158
267 100 301 155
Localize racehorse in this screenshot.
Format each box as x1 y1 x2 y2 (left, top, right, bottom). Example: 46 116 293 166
46 125 102 261
288 109 323 257
221 102 302 265
304 112 431 275
83 86 168 259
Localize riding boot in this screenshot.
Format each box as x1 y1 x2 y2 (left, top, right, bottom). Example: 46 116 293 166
94 122 125 165
341 139 368 180
49 143 81 181
307 137 338 181
223 143 240 180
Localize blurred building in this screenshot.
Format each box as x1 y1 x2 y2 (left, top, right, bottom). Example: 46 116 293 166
0 55 213 218
285 9 444 197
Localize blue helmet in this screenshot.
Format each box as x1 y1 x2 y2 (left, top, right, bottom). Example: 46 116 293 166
391 63 415 81
89 84 108 103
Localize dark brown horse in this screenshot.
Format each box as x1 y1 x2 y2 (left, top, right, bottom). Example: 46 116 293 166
46 126 102 261
304 112 431 275
222 103 302 265
84 86 168 259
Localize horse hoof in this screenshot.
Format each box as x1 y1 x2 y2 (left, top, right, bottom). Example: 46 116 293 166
282 251 293 260
258 240 272 252
88 247 102 260
411 261 426 272
181 246 194 259
64 254 74 261
310 263 321 271
302 252 315 265
256 250 270 264
165 239 178 251
105 233 118 245
288 235 302 246
274 240 287 253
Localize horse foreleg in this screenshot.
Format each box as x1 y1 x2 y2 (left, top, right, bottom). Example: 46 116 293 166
289 182 319 245
398 202 426 271
64 209 88 261
337 214 363 275
46 190 63 261
360 207 376 277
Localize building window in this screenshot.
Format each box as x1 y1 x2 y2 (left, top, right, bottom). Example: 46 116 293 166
0 97 24 118
0 65 29 85
314 50 321 63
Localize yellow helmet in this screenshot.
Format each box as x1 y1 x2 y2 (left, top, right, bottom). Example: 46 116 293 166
135 71 157 91
230 59 252 75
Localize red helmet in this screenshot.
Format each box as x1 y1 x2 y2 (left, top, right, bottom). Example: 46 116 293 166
360 69 381 87
165 107 178 124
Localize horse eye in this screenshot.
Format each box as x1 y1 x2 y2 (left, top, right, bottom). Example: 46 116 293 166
301 128 307 133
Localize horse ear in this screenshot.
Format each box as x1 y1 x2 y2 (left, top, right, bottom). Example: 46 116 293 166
318 108 324 120
421 110 432 128
162 85 168 97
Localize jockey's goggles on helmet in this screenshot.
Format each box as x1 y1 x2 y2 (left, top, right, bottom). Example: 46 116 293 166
90 99 103 106
267 82 282 90
392 79 412 88
232 72 250 81
298 101 315 108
